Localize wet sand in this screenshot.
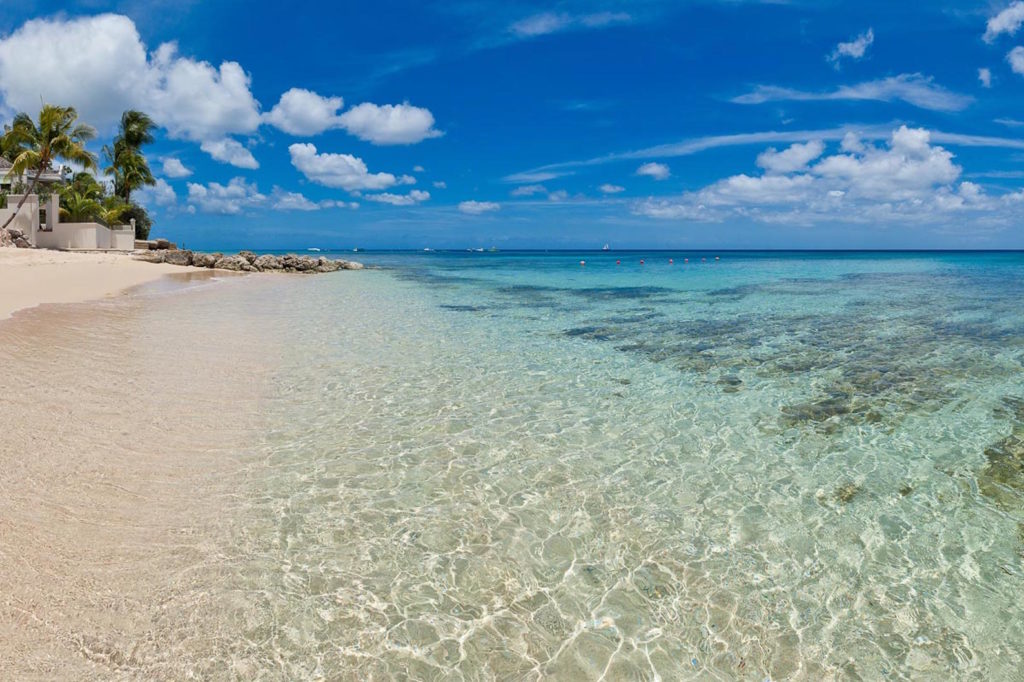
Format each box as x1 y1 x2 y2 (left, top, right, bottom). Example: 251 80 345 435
0 275 281 679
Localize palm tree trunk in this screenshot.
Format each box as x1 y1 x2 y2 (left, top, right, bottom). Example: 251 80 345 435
0 166 44 233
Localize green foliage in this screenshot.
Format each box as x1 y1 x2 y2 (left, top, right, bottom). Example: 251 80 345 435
104 110 156 203
118 203 152 240
1 104 97 231
58 171 132 225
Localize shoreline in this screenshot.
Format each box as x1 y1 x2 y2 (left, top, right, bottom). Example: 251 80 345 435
0 249 209 321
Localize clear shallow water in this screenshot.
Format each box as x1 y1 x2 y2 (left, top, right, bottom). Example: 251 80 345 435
228 252 1024 680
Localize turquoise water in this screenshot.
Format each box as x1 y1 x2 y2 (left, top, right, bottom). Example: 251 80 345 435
230 252 1024 680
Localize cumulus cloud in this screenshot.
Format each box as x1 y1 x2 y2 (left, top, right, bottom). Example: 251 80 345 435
289 143 414 191
264 88 345 135
0 14 262 167
136 177 177 208
733 74 973 112
979 68 993 88
458 200 501 214
633 126 1009 226
365 189 430 206
637 162 670 180
548 189 569 201
161 157 192 178
1008 46 1024 74
509 11 630 37
599 184 625 194
338 102 442 145
511 184 548 196
828 28 874 66
271 188 320 211
433 180 447 189
756 140 825 174
200 138 259 169
985 2 1024 43
187 177 265 215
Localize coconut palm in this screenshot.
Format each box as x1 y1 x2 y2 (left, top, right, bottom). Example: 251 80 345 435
104 110 156 203
1 104 97 232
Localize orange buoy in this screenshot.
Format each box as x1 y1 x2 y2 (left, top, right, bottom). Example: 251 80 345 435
616 259 621 265
580 260 586 266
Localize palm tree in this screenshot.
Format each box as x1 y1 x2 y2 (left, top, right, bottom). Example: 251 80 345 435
1 104 97 232
104 110 156 204
58 171 124 224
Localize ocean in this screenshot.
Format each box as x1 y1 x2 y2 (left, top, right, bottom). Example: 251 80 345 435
224 251 1024 679
7 250 1023 680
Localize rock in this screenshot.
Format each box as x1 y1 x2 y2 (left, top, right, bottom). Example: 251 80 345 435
135 250 166 263
213 255 249 271
7 227 23 239
0 230 12 247
155 238 171 250
253 254 282 270
340 260 364 270
238 250 257 264
14 236 31 248
164 249 193 266
191 252 217 268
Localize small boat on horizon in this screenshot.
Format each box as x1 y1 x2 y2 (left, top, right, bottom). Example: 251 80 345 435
307 247 321 252
602 243 610 251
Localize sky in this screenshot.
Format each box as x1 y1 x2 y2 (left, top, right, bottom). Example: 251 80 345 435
3 1 1024 249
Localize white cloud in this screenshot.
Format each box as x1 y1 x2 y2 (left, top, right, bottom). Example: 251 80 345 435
995 117 1024 127
756 140 825 174
828 28 874 66
979 67 993 88
271 188 319 211
634 126 1007 226
0 14 262 166
509 11 630 37
161 157 192 178
148 43 262 142
413 165 425 172
1008 46 1024 74
186 177 265 215
338 102 442 145
637 162 670 180
511 184 548 196
365 189 430 206
548 189 569 201
199 138 259 169
733 74 973 112
458 200 501 214
599 184 625 194
985 2 1024 43
289 143 414 191
264 88 345 135
136 177 176 208
433 180 447 189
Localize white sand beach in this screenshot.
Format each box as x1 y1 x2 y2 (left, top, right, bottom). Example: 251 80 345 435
0 249 202 320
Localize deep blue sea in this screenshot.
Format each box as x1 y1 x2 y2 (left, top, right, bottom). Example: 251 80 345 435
226 251 1024 679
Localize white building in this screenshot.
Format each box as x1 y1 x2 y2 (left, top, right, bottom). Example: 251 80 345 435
1 158 135 250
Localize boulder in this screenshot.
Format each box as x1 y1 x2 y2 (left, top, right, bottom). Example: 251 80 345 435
14 236 31 248
191 252 218 268
155 238 171 250
135 250 166 263
213 255 249 271
7 227 23 239
238 250 257 264
340 260 364 270
253 254 283 270
164 249 193 266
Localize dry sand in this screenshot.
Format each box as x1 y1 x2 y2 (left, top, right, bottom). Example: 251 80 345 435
0 248 203 320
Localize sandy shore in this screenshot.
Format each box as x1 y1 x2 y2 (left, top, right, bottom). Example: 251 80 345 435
0 249 203 320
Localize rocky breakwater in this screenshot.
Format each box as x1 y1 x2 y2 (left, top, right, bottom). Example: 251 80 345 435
135 249 364 273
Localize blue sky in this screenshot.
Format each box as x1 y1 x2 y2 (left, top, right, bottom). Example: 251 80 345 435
3 1 1024 249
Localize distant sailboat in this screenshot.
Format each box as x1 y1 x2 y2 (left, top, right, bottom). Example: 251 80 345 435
307 247 321 252
602 243 610 251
